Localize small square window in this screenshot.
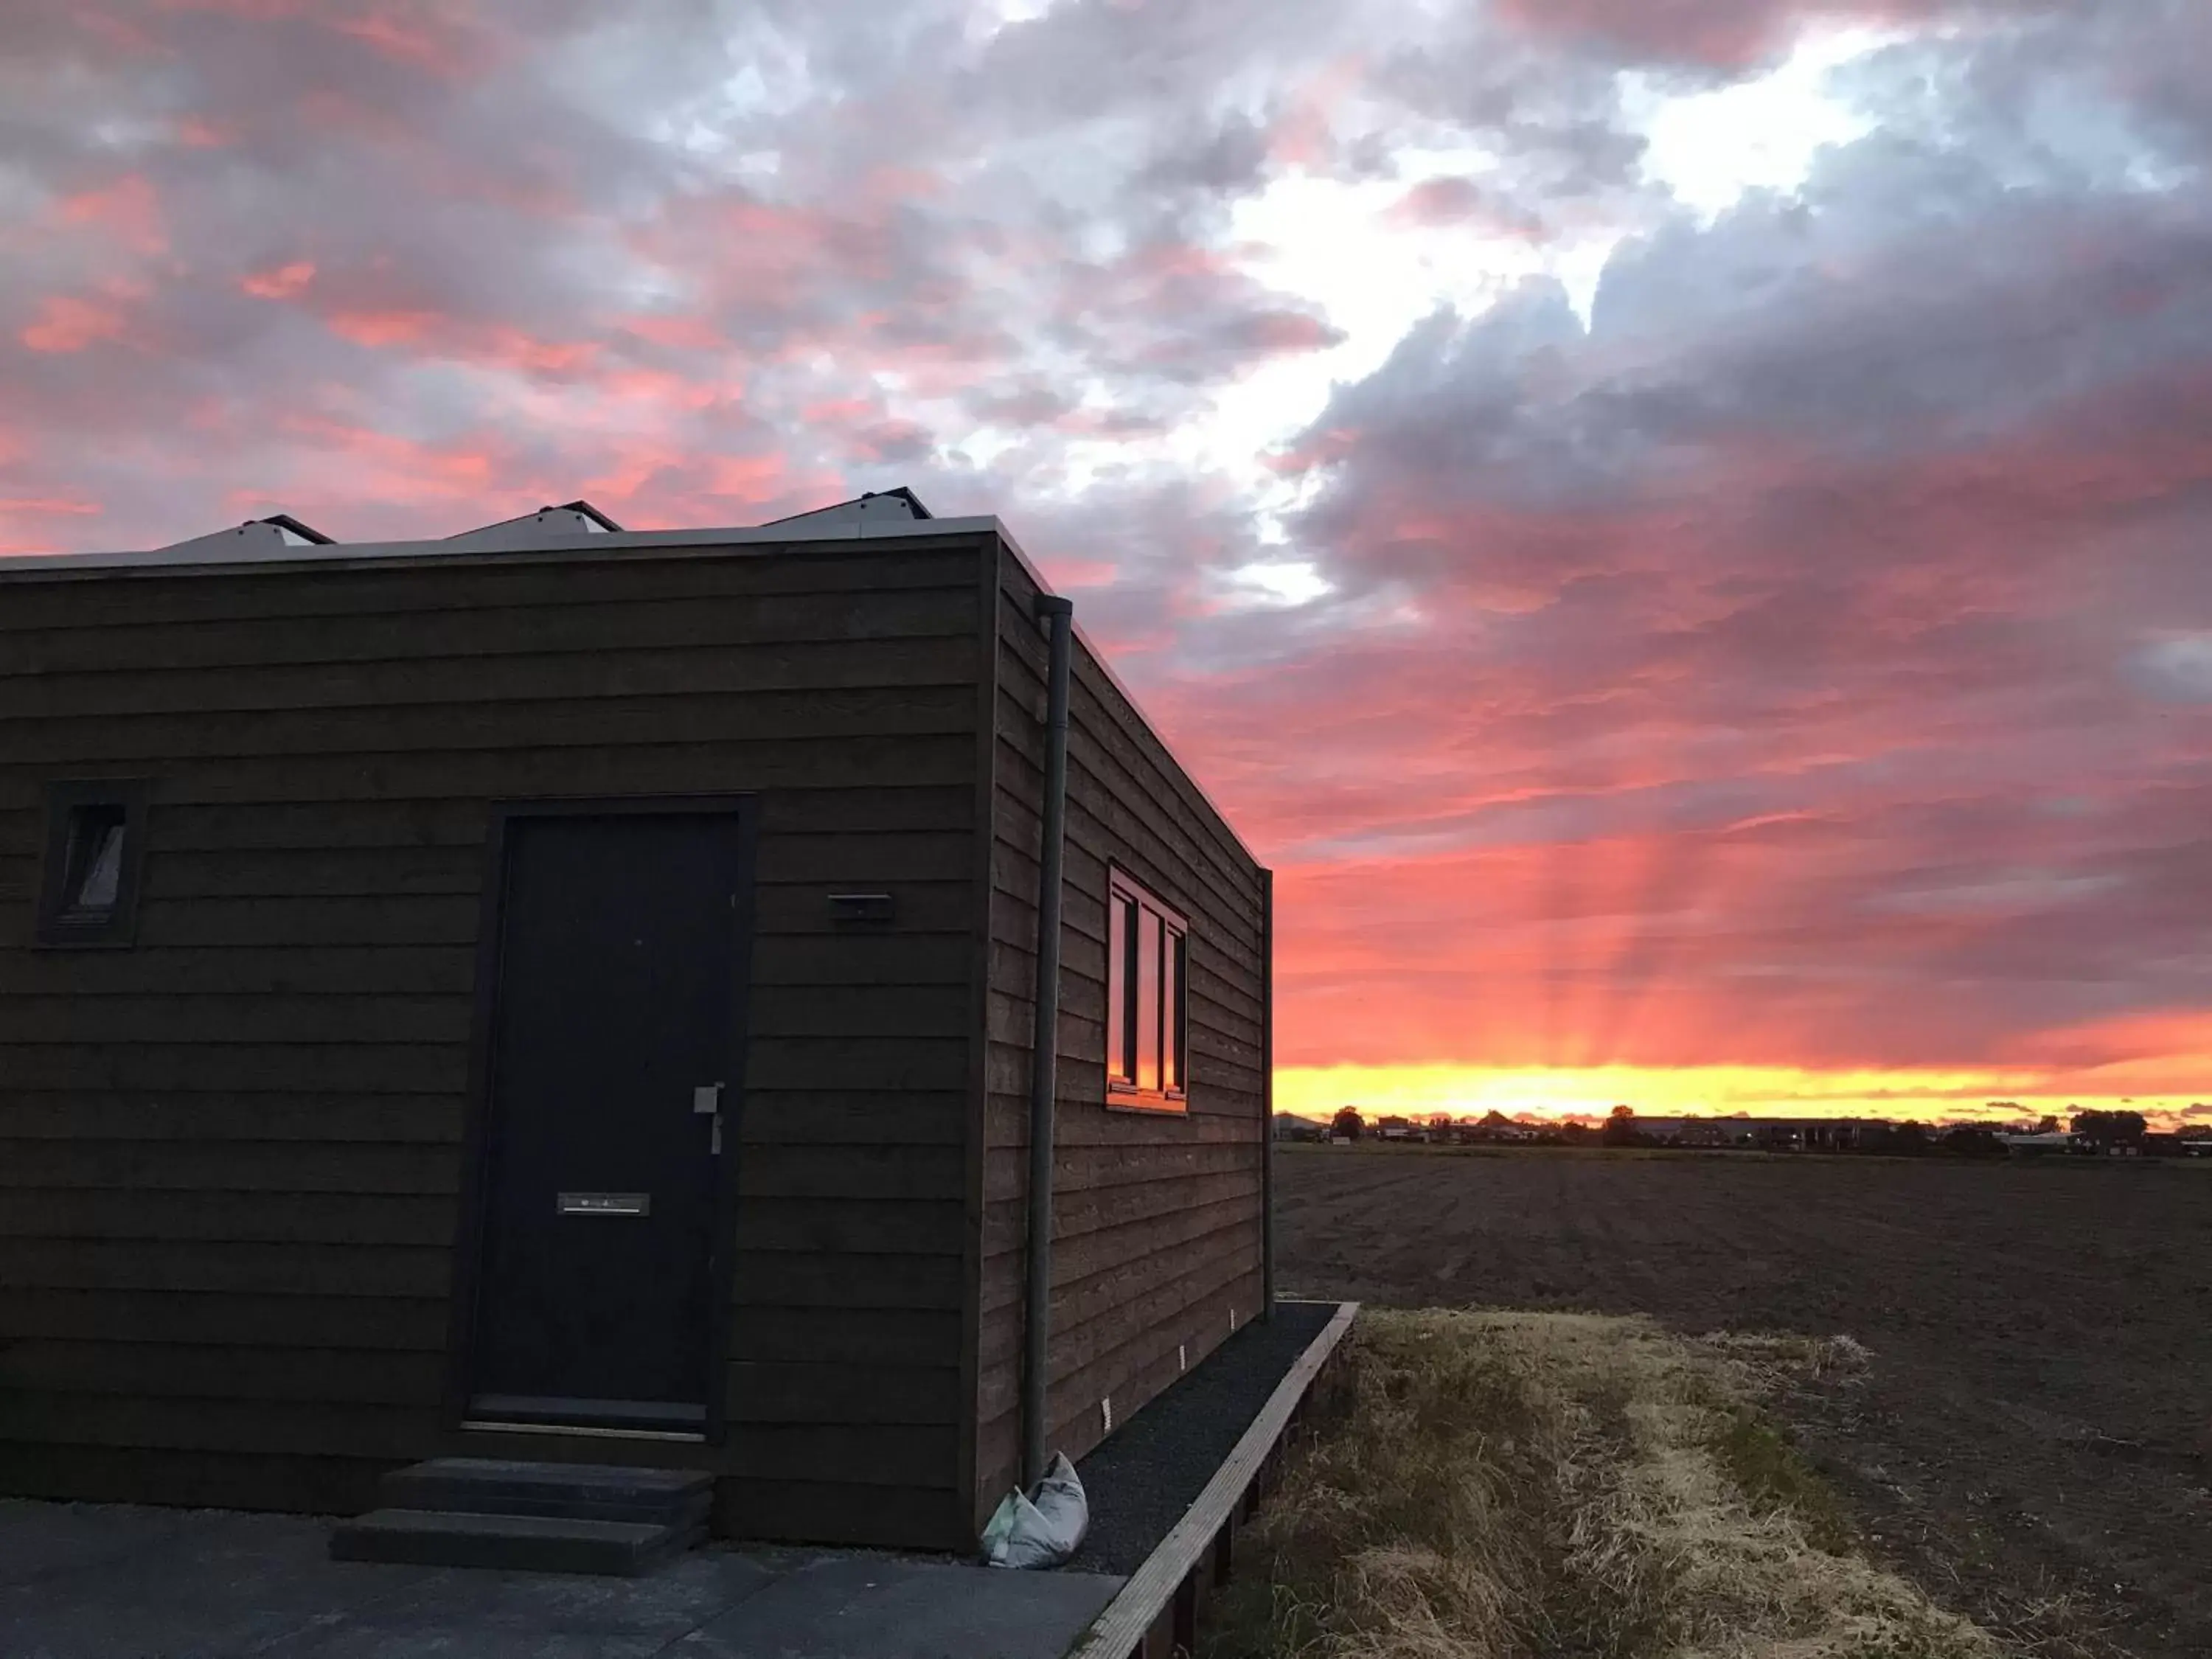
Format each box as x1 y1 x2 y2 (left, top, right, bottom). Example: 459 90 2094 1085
36 781 149 948
1105 868 1188 1113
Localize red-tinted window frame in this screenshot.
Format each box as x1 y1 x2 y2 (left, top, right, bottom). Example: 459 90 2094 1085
1105 867 1189 1113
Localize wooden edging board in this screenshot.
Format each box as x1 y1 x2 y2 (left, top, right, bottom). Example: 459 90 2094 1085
1063 1299 1360 1659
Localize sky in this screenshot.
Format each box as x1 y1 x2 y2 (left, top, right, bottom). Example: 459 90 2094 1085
5 0 2211 1127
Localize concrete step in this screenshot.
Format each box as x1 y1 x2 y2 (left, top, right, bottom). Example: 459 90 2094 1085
329 1507 706 1576
376 1458 713 1528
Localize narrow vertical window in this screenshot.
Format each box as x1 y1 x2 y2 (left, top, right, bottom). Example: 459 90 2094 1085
1106 891 1135 1085
1135 905 1161 1092
1105 869 1189 1113
1164 925 1186 1093
37 781 149 948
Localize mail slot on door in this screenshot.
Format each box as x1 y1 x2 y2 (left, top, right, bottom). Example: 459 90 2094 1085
556 1192 651 1217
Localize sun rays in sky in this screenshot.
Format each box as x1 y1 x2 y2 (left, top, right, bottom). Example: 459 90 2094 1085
6 1 2211 1121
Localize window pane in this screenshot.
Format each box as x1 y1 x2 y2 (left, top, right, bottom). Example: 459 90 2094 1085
1107 893 1133 1082
1135 905 1161 1092
1165 928 1185 1091
64 809 128 916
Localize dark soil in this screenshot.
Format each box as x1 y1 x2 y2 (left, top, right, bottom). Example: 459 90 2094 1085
1065 1298 1338 1576
1274 1146 2212 1659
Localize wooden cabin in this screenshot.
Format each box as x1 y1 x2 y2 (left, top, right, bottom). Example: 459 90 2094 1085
0 490 1273 1552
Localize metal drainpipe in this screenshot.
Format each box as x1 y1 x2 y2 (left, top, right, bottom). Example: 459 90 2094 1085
1261 866 1276 1320
1021 594 1075 1491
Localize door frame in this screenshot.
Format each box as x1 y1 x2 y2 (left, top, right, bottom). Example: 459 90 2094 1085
442 794 762 1443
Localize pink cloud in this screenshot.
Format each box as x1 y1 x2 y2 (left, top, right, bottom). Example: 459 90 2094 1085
58 173 166 255
1386 176 1545 239
0 497 102 515
19 295 128 354
326 308 439 347
1490 0 1954 68
329 7 479 76
241 260 317 299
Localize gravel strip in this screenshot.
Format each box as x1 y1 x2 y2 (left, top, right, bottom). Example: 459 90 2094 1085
1063 1299 1340 1576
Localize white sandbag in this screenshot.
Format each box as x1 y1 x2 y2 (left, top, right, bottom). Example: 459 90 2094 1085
979 1453 1089 1569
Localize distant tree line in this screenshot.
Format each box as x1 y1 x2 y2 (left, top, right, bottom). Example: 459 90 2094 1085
1297 1101 2207 1158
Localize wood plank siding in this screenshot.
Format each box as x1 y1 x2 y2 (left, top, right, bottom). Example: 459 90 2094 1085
973 546 1268 1526
0 534 994 1551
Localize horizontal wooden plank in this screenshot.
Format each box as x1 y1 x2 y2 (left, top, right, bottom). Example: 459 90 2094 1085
0 947 477 998
0 1340 444 1407
0 1091 975 1147
986 1239 1260 1394
731 1307 961 1371
0 541 989 633
1040 1270 1264 1451
1047 1239 1262 1385
0 731 977 812
729 1250 964 1312
0 1288 449 1351
745 984 970 1041
0 582 981 677
0 684 975 768
720 1424 957 1489
734 1091 967 1147
0 1189 456 1245
734 1145 965 1203
1022 1177 1256 1265
0 995 472 1047
0 1045 466 1094
743 1036 970 1093
982 1192 1262 1308
0 1441 386 1517
750 934 975 988
0 633 982 722
978 1235 1264 1419
0 1094 463 1144
0 785 974 857
980 1225 1262 1372
0 1390 428 1459
981 1138 1261 1206
734 1197 964 1257
726 1362 960 1427
0 1239 451 1298
136 847 478 901
2 882 970 950
0 831 973 906
123 897 479 950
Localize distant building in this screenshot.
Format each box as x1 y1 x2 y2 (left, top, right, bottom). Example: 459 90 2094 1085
1997 1130 2078 1157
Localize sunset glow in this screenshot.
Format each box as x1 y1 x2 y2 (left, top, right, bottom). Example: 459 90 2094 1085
6 1 2210 1120
1275 1066 2212 1132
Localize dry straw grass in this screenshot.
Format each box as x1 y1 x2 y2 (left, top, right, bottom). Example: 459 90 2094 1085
1203 1310 2000 1659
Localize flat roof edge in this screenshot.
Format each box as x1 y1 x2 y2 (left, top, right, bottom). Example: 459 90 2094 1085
0 514 1009 578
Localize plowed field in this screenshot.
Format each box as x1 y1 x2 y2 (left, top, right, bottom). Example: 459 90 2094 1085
1274 1147 2212 1659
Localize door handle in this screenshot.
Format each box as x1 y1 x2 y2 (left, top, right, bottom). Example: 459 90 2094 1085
693 1083 724 1154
